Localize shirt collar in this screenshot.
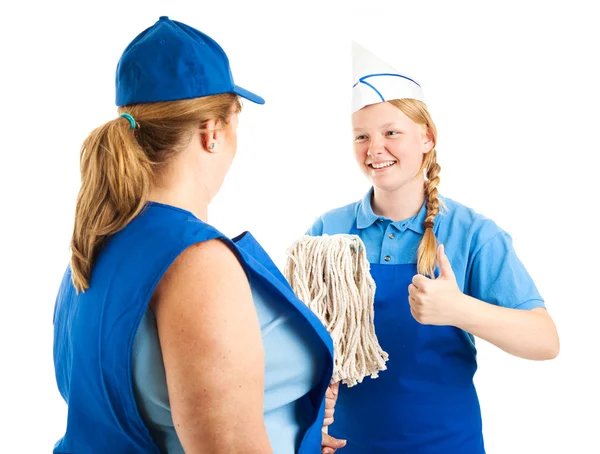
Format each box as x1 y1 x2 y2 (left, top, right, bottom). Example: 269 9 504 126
406 199 427 234
356 187 429 234
356 187 379 229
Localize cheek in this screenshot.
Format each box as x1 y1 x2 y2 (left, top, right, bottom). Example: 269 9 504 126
389 141 421 164
353 144 368 163
229 131 238 156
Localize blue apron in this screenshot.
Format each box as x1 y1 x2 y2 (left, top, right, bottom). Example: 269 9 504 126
53 203 333 454
328 222 485 453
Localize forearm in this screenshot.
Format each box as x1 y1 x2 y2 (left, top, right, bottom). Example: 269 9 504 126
451 295 559 360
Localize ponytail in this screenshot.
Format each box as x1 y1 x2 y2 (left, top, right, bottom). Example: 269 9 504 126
71 117 152 292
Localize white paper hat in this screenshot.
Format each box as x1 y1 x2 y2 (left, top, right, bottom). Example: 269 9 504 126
352 41 424 113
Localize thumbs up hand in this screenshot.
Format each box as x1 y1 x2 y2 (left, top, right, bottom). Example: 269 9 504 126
408 244 463 326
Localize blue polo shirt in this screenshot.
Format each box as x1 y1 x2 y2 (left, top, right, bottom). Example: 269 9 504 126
307 188 545 311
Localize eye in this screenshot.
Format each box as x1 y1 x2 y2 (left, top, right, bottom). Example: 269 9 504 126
386 131 400 136
354 134 368 142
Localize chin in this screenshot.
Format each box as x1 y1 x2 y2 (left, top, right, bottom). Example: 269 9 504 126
371 178 413 193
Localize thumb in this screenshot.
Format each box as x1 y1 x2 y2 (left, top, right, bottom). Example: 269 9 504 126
437 244 455 280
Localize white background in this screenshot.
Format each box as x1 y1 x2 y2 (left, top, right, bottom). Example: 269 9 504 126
1 0 598 452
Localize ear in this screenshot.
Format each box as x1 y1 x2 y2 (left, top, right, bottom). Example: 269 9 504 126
422 125 434 154
200 119 221 153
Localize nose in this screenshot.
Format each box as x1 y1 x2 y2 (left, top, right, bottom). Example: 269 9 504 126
367 135 385 157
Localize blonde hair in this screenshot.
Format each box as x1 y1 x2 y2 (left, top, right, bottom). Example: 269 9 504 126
70 93 241 293
387 99 440 278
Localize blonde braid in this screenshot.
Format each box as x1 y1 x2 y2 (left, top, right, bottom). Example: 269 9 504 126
417 149 441 277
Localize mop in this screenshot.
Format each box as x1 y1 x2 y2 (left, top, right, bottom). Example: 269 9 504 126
284 234 389 387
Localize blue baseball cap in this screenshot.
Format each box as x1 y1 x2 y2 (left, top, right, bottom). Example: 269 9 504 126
115 16 265 107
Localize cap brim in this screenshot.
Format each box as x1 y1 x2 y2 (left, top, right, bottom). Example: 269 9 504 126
233 85 265 104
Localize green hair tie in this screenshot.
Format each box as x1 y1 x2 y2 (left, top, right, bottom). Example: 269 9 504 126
119 113 137 129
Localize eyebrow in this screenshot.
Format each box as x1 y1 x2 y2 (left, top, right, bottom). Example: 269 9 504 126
353 122 402 132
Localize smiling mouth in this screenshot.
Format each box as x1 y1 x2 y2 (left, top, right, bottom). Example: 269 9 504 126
368 161 397 169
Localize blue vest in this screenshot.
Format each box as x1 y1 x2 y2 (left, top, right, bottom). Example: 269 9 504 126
53 202 334 453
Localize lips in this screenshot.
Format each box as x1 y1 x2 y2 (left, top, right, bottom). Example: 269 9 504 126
368 160 397 169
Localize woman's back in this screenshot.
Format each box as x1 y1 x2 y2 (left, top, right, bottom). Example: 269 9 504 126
54 202 333 453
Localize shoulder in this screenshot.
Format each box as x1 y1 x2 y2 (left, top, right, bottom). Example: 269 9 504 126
174 239 246 286
153 238 249 312
107 203 238 285
121 202 227 246
437 196 509 255
306 200 360 236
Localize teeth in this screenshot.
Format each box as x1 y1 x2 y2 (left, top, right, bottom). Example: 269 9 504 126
371 161 395 169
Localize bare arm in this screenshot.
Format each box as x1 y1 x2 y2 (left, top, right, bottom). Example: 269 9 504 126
151 239 272 453
409 245 560 361
452 298 559 361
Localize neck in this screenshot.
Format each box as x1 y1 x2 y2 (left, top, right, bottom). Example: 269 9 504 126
148 165 214 222
372 179 426 222
149 186 210 222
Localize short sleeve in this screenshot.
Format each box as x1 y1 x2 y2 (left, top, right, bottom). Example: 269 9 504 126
305 217 324 236
467 231 545 310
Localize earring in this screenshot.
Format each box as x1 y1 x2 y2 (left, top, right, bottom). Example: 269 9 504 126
209 143 216 150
